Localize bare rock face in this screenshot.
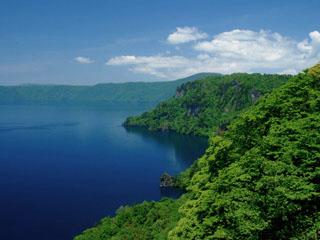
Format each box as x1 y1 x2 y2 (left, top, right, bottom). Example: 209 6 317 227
175 89 185 98
160 173 176 187
250 89 262 103
231 79 241 89
186 105 200 116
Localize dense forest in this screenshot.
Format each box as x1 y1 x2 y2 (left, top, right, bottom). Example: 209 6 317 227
0 73 217 108
75 64 320 239
74 197 187 240
124 73 290 136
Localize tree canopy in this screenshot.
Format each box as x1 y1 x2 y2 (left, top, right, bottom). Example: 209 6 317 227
75 64 320 239
124 73 290 137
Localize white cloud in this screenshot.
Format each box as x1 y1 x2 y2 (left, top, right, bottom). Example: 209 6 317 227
195 30 296 61
106 29 320 79
301 31 320 57
74 56 95 64
167 27 208 44
106 55 192 78
193 29 320 73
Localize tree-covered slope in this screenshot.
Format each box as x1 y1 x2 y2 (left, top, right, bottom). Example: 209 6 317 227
74 64 320 240
169 64 320 239
74 197 187 240
0 73 218 107
124 73 290 136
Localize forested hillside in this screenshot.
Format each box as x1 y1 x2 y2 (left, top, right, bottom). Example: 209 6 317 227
169 65 320 239
0 73 217 107
124 73 290 136
74 197 187 240
75 64 320 239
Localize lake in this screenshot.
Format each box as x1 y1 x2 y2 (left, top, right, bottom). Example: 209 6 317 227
0 105 207 240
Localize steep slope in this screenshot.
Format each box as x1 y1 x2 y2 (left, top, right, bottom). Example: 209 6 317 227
74 64 320 240
124 73 290 136
0 73 219 107
74 197 187 240
169 64 320 239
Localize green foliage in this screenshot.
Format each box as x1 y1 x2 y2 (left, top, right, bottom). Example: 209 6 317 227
74 64 320 240
124 73 290 136
74 197 186 240
0 73 218 107
169 64 320 239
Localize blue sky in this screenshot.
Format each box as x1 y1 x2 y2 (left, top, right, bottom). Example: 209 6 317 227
0 0 319 85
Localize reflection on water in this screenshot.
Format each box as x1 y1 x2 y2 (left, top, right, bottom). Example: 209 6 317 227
160 187 185 198
125 127 207 199
125 127 208 174
0 105 207 240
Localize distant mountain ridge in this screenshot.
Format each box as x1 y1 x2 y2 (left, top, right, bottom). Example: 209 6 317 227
0 73 220 108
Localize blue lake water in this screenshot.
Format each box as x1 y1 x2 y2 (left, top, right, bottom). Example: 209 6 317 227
0 105 207 240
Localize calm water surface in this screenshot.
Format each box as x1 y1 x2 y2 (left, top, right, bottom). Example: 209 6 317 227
0 105 207 240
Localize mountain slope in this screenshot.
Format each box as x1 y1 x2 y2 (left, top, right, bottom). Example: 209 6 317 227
170 64 320 239
74 197 187 240
0 73 219 107
74 64 320 240
124 73 290 136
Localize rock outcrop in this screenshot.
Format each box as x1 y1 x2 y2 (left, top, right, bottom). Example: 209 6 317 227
160 173 176 187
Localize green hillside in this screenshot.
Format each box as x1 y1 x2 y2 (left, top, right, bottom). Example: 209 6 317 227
74 64 320 239
0 73 218 108
74 197 187 240
124 73 290 136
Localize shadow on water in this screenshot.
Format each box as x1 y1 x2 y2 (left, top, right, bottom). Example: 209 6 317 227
160 187 185 199
124 126 208 180
125 127 208 199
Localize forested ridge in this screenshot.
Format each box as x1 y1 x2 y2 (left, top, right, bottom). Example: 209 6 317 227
0 73 217 107
75 64 320 239
124 73 290 136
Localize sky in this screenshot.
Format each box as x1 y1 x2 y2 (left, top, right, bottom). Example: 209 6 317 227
0 0 319 85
